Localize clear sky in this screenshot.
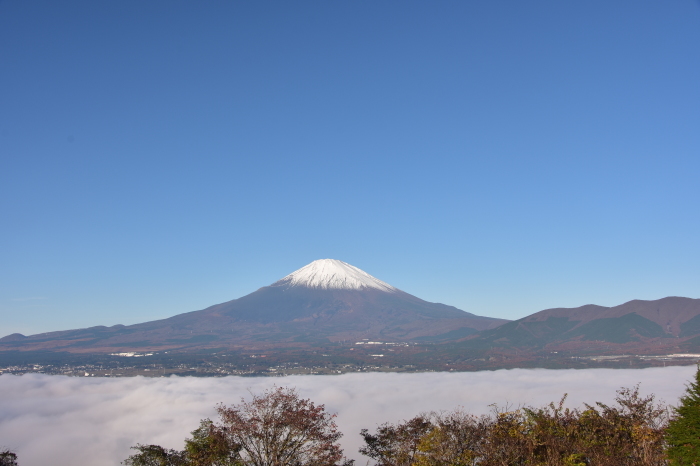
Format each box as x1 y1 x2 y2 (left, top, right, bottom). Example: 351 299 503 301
2 1 699 337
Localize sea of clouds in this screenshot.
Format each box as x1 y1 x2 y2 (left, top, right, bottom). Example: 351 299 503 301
0 366 695 466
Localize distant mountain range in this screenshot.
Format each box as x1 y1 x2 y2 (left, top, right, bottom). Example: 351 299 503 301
462 296 700 353
2 259 700 360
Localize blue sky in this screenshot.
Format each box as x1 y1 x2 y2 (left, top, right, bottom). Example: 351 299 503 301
2 1 699 336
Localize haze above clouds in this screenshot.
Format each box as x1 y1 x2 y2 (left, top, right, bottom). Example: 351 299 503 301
0 367 693 465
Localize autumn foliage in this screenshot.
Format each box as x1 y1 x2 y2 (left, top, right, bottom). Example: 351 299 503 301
361 386 668 466
119 369 700 466
215 386 347 466
123 387 351 466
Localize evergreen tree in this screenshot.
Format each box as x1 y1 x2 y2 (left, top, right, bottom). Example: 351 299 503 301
666 365 700 465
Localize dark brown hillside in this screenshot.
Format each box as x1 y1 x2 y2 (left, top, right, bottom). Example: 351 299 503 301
520 297 700 335
462 297 700 352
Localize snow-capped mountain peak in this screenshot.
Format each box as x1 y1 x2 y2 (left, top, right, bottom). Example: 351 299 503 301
272 259 398 292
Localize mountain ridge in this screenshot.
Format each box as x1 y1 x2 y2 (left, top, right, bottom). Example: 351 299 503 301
0 259 506 353
461 296 700 350
4 260 700 362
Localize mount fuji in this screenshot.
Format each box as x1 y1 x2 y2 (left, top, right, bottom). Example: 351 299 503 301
0 259 508 353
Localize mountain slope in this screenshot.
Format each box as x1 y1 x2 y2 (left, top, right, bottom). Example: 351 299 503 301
0 259 507 353
462 296 700 351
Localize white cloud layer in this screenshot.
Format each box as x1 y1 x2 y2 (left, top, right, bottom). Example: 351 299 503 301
0 366 695 466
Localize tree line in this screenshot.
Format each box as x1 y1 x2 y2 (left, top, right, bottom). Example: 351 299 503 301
2 367 700 465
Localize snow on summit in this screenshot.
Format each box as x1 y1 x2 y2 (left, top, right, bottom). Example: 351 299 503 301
273 259 398 292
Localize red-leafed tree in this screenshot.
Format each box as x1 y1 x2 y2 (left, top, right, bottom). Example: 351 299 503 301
215 386 352 466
